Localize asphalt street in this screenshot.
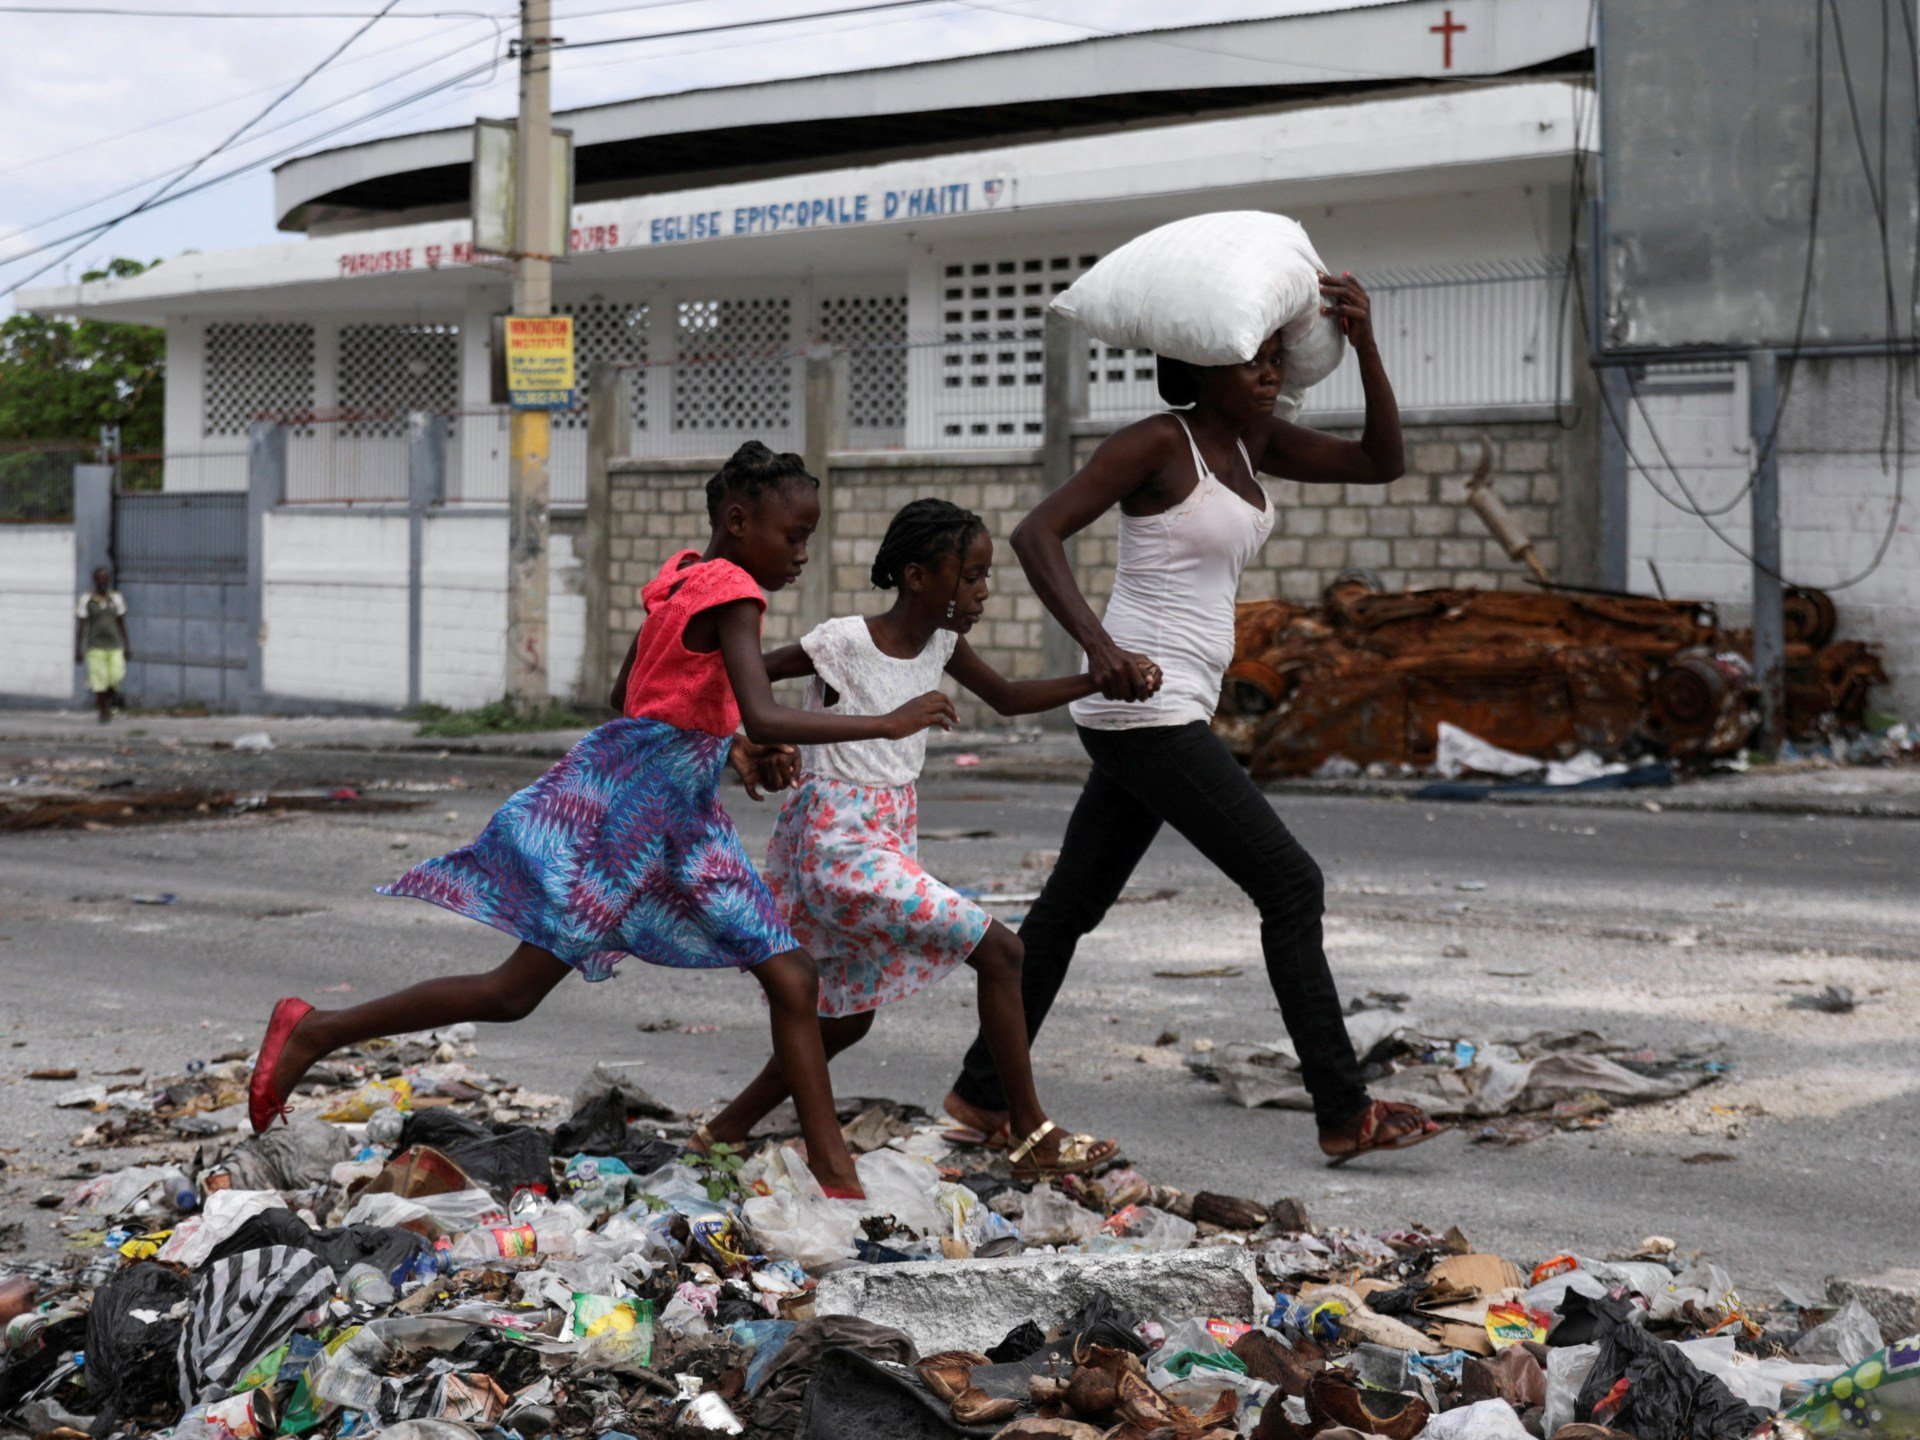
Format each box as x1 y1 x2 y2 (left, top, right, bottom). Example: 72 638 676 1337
2 736 1915 1289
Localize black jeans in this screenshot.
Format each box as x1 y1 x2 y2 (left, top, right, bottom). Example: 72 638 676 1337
952 721 1369 1130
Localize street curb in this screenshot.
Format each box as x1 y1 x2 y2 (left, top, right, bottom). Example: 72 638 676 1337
5 722 1918 819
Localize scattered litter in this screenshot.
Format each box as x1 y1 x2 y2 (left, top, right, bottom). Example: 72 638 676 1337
952 753 981 767
1786 985 1859 1014
920 827 996 841
1199 1011 1725 1123
676 1024 720 1036
130 893 178 906
0 1029 1877 1440
26 1068 79 1081
1456 881 1489 892
231 731 275 753
1153 965 1245 980
320 982 355 994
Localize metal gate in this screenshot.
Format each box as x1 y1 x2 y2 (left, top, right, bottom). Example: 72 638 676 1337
111 490 251 707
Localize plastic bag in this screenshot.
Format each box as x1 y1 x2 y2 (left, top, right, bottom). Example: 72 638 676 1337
1782 1334 1920 1437
740 1146 859 1269
1049 211 1345 416
1088 1204 1197 1254
1006 1184 1101 1246
343 1186 501 1238
853 1150 944 1237
571 1294 654 1368
158 1189 288 1268
1796 1301 1889 1367
321 1076 412 1122
1421 1398 1534 1440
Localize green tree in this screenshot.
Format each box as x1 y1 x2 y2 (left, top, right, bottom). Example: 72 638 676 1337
0 258 164 451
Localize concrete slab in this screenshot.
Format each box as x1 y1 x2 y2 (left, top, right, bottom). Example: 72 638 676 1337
812 1246 1270 1355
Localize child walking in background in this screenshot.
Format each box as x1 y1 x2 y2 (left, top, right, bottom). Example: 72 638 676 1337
694 498 1156 1180
246 443 956 1200
75 565 130 724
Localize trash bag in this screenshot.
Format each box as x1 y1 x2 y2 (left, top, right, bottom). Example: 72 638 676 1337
394 1109 553 1197
746 1316 917 1439
198 1117 352 1191
796 1347 1002 1440
551 1090 681 1172
204 1205 425 1279
1566 1293 1768 1440
84 1262 190 1436
177 1244 337 1406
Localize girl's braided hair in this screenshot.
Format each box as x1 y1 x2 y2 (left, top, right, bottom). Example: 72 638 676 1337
870 498 987 590
705 441 818 524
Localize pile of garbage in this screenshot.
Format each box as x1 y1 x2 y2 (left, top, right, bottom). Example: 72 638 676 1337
4 1034 1915 1440
1214 578 1893 779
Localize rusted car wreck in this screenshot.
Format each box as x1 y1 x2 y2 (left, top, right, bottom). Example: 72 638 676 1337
1213 577 1886 778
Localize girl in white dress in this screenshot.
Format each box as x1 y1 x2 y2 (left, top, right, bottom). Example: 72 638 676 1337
693 499 1153 1180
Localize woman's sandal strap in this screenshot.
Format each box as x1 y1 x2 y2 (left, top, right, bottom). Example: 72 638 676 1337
1007 1119 1058 1165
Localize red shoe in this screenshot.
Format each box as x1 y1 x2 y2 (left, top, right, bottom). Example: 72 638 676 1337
822 1187 865 1201
249 997 314 1134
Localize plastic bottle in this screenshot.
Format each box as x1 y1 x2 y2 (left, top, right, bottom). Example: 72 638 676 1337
449 1224 537 1263
155 1168 199 1215
342 1263 395 1307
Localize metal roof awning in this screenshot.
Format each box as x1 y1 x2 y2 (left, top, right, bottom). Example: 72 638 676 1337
25 80 1587 325
271 0 1592 232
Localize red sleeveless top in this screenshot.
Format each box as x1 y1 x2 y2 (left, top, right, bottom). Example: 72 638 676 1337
623 550 765 737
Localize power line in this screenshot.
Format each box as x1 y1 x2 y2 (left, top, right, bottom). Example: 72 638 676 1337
0 51 500 292
0 11 504 185
0 18 506 249
1 0 427 295
554 0 958 53
0 4 502 14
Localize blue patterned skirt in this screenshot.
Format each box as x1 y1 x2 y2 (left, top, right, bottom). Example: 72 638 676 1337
378 717 797 980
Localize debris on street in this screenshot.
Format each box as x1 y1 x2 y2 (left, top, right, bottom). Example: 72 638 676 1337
4 1032 1908 1440
1214 578 1891 779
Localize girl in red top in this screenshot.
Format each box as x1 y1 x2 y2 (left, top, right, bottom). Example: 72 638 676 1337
246 443 953 1198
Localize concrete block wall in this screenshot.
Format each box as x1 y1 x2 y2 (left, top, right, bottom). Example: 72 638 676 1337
418 514 585 709
261 508 587 711
262 510 411 706
1256 420 1570 603
0 526 79 701
607 417 1574 728
1628 357 1920 719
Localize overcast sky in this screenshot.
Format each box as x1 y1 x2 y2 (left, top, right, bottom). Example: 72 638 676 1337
0 0 1316 312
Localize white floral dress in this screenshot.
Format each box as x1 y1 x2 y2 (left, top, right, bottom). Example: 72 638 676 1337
764 617 990 1017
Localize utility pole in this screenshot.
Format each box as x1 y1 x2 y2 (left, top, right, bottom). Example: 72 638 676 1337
506 0 554 714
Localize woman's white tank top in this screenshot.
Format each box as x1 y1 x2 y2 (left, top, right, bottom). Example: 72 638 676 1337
1069 415 1275 731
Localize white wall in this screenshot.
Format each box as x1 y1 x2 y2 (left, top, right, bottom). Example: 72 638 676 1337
419 514 585 708
262 509 411 706
0 527 78 700
260 507 585 710
1627 358 1920 720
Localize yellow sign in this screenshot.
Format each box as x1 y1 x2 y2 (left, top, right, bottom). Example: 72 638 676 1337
502 314 576 409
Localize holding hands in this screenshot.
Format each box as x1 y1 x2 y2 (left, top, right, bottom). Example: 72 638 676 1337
884 690 959 739
728 736 798 801
1087 642 1164 703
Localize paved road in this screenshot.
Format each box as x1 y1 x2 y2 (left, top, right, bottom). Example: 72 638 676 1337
2 738 1915 1288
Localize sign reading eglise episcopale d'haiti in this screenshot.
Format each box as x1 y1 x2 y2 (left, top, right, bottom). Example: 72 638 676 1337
334 175 1012 278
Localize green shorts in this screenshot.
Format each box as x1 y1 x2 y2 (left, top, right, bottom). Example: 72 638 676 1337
86 648 126 694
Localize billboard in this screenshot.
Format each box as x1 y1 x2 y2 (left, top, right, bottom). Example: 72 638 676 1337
1597 0 1918 355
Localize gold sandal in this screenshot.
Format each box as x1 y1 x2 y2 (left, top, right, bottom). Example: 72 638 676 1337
1007 1120 1120 1181
685 1122 717 1157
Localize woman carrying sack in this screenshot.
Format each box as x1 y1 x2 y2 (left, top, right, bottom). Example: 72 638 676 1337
943 218 1442 1166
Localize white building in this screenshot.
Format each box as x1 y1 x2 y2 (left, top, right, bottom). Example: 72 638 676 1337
17 0 1910 719
25 0 1593 504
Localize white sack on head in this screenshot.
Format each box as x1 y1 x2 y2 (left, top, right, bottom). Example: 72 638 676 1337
1050 211 1346 419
